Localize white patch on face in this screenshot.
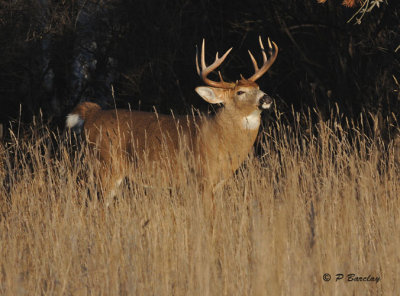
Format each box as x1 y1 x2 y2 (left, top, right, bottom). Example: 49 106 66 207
241 110 261 130
257 92 265 100
261 102 272 109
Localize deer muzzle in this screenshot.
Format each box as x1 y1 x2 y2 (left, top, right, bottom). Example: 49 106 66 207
259 94 273 110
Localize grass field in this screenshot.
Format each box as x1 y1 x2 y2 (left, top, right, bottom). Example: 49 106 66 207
0 110 399 295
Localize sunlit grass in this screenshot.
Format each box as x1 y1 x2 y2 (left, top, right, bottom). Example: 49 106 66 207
0 110 398 295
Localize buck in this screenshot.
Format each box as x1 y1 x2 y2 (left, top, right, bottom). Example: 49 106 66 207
66 36 278 195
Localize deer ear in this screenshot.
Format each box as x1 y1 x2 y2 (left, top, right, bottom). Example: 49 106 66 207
195 87 225 104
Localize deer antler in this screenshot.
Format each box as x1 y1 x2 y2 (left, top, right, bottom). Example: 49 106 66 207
196 39 235 89
247 36 278 82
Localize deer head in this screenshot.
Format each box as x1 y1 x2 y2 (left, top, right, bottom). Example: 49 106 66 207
195 36 278 127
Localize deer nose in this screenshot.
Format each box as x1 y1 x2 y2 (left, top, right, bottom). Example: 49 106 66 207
259 94 273 109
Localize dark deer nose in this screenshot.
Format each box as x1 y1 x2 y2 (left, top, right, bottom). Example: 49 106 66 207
259 94 273 109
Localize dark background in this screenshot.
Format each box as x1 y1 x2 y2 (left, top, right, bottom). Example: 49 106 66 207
0 0 399 137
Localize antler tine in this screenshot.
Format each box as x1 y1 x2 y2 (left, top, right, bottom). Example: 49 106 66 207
259 36 268 63
247 50 259 72
195 38 234 89
247 36 278 82
195 44 201 75
201 39 206 72
218 71 225 83
268 37 273 50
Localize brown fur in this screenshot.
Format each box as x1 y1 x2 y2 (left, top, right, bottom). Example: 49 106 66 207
67 37 279 196
68 81 265 195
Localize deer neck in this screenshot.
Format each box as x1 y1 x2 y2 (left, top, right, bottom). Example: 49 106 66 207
214 106 262 135
197 107 261 183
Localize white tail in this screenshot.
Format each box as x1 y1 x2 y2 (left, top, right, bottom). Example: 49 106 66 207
67 36 278 194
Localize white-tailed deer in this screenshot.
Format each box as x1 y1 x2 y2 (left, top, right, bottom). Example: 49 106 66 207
66 36 278 195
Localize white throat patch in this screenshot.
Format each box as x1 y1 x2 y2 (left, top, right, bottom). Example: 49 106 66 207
241 110 261 130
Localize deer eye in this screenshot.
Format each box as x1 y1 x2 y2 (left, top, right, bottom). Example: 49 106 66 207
236 91 245 95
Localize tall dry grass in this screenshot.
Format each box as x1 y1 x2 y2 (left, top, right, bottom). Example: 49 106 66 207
0 109 399 295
